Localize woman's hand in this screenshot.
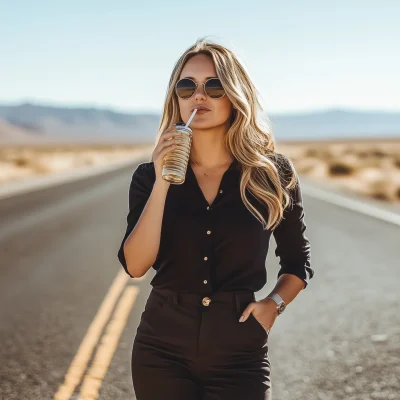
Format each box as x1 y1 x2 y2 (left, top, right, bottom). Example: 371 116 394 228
239 298 279 333
152 124 184 184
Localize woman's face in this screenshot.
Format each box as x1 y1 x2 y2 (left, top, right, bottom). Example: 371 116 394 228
177 54 233 129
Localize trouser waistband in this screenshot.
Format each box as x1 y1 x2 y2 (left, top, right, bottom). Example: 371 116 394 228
150 286 256 313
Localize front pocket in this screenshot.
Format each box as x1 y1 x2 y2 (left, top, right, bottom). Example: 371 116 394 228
143 293 165 313
248 312 269 340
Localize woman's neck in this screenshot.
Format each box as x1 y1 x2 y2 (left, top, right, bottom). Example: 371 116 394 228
190 125 232 169
190 147 233 169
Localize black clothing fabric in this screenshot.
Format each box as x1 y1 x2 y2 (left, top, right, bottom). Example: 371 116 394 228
117 153 313 293
131 286 272 399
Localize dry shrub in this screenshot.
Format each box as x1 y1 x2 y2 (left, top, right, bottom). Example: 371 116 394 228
368 180 395 201
362 156 385 169
356 167 399 201
327 155 359 177
357 151 369 159
328 162 354 176
369 149 386 158
13 156 29 168
304 148 319 158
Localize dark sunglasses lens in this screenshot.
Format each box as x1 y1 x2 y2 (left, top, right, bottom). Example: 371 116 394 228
205 79 225 98
175 79 196 99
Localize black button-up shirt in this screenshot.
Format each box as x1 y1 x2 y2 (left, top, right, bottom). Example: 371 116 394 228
117 154 313 294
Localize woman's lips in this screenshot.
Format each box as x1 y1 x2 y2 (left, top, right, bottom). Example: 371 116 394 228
195 109 211 114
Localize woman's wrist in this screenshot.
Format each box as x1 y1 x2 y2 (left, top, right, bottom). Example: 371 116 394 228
154 178 171 193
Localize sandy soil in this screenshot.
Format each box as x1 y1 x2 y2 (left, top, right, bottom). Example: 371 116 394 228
276 138 400 203
1 139 399 204
0 144 154 186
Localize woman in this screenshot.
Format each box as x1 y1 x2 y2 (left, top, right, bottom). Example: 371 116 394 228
117 37 314 400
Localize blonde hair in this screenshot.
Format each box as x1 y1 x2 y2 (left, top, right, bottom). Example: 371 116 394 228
153 36 297 231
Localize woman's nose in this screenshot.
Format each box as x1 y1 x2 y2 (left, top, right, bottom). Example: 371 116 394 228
194 83 207 99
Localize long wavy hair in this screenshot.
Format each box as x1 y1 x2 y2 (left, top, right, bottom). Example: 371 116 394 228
153 36 297 231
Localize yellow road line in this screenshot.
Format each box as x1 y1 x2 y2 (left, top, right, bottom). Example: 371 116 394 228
53 270 132 400
77 286 139 399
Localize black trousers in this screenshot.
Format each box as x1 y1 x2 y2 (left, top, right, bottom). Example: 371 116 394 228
131 287 272 400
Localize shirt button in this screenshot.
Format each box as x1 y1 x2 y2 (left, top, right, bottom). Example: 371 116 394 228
207 206 210 210
219 189 223 193
207 230 211 234
203 280 207 284
204 256 208 261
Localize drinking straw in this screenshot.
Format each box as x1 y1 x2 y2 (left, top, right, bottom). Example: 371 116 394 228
185 109 198 128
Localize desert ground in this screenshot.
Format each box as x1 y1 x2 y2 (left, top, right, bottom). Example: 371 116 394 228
0 144 154 186
276 138 400 203
1 138 399 203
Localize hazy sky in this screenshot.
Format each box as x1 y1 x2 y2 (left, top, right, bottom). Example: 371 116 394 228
1 0 399 114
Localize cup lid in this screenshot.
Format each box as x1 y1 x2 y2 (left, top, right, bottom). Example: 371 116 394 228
175 122 192 133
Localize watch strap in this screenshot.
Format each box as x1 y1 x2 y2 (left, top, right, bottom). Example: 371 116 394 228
267 293 284 305
267 293 286 314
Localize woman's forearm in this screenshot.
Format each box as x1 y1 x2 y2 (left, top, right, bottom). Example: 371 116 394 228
265 273 306 306
123 179 170 277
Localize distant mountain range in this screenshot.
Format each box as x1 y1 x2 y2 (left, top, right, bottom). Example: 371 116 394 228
0 102 399 145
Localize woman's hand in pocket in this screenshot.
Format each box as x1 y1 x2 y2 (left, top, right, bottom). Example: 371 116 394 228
239 298 279 333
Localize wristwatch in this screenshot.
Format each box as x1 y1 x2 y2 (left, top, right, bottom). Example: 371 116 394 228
267 293 286 315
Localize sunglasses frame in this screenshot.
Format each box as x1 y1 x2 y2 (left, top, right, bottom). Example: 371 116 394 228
175 77 226 99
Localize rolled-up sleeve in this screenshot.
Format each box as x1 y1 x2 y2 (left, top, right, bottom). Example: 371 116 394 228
117 162 155 277
272 154 314 289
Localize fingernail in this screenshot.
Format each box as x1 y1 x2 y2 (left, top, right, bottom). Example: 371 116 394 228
239 315 244 322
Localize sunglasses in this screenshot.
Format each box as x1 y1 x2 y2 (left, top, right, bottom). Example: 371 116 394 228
175 77 226 99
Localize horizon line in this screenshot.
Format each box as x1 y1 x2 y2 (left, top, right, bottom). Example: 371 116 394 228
0 99 400 117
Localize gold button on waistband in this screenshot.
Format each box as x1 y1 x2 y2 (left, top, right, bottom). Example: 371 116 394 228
202 297 211 306
207 230 211 234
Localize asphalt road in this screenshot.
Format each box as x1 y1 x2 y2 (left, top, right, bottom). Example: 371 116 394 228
0 160 399 400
